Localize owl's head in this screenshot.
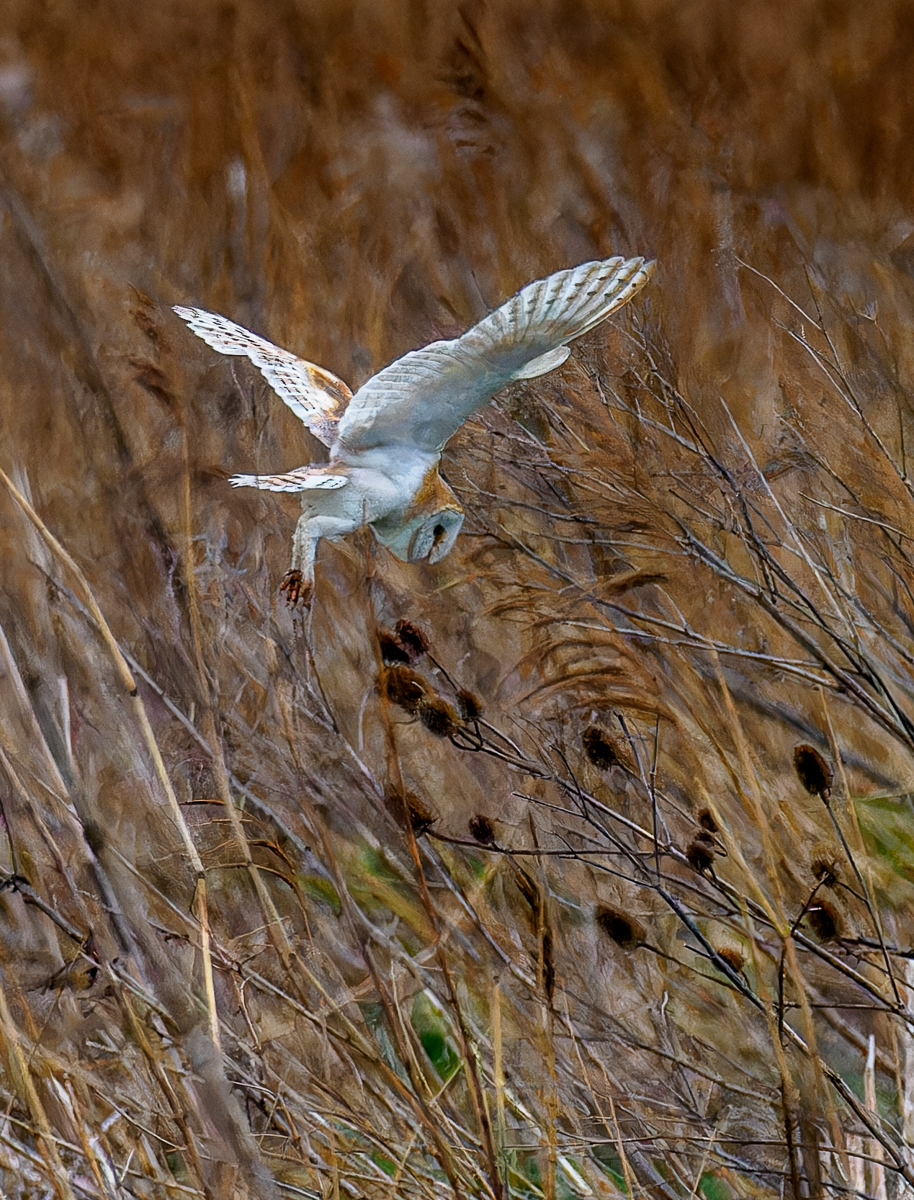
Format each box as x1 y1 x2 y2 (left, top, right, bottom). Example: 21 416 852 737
371 505 465 565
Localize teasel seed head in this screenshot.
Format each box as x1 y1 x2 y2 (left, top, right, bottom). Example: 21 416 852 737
697 807 719 834
378 630 411 665
456 688 483 721
810 854 840 888
417 695 461 737
806 899 841 942
394 619 430 660
714 945 745 975
793 744 833 798
380 665 427 714
387 790 436 837
583 726 620 771
686 832 716 873
595 905 645 950
468 813 496 844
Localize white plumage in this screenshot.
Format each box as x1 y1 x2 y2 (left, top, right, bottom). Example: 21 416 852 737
174 256 655 603
227 469 348 493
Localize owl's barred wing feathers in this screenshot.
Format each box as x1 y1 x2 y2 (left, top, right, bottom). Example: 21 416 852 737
174 257 653 461
172 306 351 447
229 467 348 493
335 256 654 454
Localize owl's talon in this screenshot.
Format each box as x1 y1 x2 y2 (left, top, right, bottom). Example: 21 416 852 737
280 569 311 607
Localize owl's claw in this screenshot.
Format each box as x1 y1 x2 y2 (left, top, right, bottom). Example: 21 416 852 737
280 569 312 607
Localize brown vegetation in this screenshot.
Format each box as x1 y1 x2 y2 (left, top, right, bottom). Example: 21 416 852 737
0 2 913 1197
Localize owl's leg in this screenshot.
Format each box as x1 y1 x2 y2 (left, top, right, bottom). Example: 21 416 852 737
280 512 319 606
291 511 318 576
281 510 361 606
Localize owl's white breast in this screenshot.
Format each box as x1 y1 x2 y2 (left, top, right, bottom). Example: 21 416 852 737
335 445 440 510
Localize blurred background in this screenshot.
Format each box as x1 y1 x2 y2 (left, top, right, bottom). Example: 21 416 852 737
1 2 914 1197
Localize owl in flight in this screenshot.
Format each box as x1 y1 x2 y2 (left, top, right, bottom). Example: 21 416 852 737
174 256 654 605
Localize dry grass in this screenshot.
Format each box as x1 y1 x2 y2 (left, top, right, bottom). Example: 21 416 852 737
0 2 913 1196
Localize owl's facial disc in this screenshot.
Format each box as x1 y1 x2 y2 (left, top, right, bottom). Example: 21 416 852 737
408 507 464 564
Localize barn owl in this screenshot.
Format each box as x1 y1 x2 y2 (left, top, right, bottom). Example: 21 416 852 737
174 255 654 604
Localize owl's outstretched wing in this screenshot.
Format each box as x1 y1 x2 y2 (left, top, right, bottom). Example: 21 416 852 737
173 306 351 447
229 466 348 493
334 256 654 454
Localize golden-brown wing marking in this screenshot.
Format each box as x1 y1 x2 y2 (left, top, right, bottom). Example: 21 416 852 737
173 306 351 447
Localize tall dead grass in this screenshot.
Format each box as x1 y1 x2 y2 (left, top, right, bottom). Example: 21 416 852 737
0 2 913 1196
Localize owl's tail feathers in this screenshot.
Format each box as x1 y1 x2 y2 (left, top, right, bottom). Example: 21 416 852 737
229 468 348 493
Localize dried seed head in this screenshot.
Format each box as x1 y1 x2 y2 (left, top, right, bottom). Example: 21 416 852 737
417 695 461 737
406 794 435 836
595 906 644 949
456 688 483 721
388 790 436 836
697 807 719 834
395 619 430 660
468 813 496 844
793 744 833 797
380 665 427 714
810 855 840 888
806 900 840 942
714 945 745 974
378 630 411 665
686 835 716 873
583 726 620 771
45 958 99 992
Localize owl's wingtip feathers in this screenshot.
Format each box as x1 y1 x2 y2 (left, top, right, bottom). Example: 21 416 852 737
172 304 201 323
171 304 349 447
228 468 348 492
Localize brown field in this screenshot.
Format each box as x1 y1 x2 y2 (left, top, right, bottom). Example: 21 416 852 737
0 2 913 1196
